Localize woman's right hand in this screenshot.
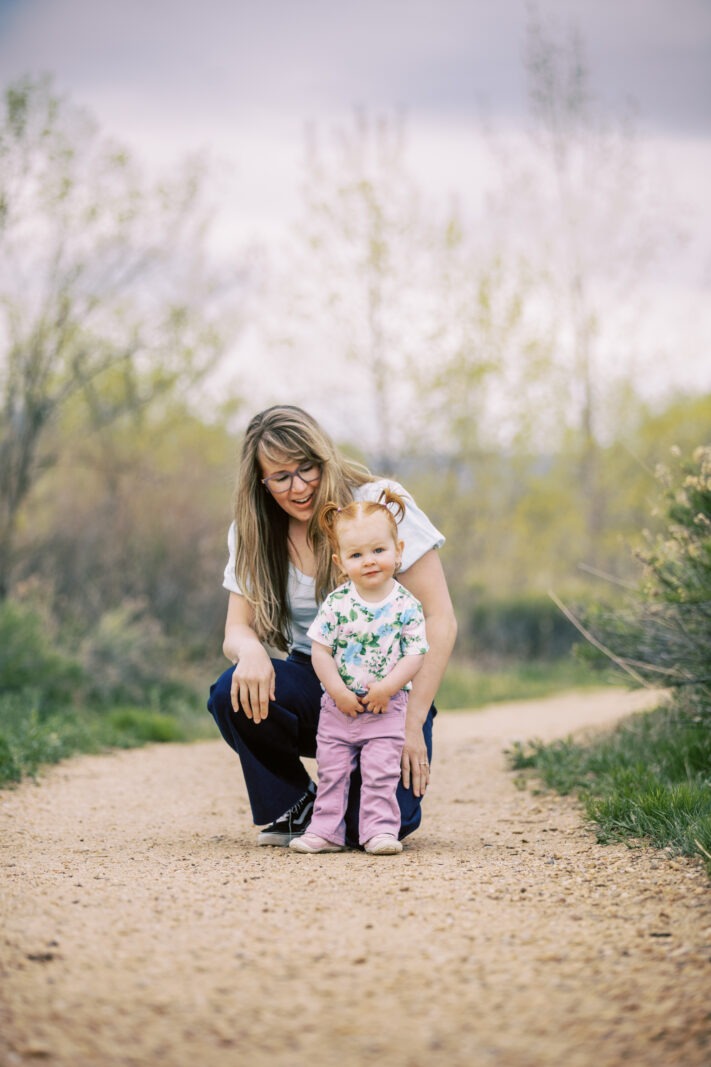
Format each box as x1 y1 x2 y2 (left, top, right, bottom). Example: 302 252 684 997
230 644 275 724
224 593 275 724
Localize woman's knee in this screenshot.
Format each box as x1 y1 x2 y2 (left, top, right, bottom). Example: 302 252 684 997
207 666 235 727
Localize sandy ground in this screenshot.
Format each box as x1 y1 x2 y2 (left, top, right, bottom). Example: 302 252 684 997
1 688 709 1067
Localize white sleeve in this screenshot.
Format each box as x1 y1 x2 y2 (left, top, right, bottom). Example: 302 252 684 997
222 522 242 594
354 479 445 573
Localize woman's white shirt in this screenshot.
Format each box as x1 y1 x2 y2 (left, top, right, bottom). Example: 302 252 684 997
222 478 445 654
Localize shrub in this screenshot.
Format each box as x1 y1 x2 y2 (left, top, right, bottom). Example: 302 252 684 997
80 599 174 707
0 691 93 781
576 445 711 717
467 593 582 661
106 707 187 743
0 599 83 710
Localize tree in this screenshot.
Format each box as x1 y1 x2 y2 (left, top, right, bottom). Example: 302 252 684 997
0 75 233 597
509 9 676 563
418 11 680 597
24 397 237 647
268 112 474 469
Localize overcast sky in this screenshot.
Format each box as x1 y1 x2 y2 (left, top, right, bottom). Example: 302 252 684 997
1 0 710 131
2 0 709 203
1 0 709 417
2 0 709 230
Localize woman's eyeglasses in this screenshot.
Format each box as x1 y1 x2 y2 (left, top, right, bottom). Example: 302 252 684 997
261 462 321 494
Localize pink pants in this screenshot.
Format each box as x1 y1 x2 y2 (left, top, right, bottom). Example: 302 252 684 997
308 690 408 846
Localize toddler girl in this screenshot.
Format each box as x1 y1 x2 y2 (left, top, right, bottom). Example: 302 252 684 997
290 489 428 855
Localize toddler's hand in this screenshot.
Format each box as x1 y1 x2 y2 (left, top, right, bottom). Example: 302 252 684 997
335 690 363 718
361 680 392 714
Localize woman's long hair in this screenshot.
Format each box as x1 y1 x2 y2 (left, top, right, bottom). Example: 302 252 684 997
234 405 373 651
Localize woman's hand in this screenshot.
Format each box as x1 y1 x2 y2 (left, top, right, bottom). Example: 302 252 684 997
401 719 430 798
230 644 275 724
223 592 275 723
396 549 456 797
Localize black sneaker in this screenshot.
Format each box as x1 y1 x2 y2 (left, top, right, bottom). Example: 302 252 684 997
257 785 316 847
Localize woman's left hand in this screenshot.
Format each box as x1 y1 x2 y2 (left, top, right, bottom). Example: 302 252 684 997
401 721 430 798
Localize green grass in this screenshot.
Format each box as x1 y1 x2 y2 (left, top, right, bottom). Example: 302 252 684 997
508 701 711 873
436 657 608 710
0 690 214 787
0 657 625 789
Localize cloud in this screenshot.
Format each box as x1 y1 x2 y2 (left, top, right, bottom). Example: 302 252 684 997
1 0 709 134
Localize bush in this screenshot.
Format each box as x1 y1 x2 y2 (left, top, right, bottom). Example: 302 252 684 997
79 599 175 707
0 599 83 710
467 593 582 661
576 445 711 717
0 692 96 781
0 595 209 786
0 691 203 787
106 707 187 743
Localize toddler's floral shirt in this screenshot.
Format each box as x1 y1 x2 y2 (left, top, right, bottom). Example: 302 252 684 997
308 580 428 691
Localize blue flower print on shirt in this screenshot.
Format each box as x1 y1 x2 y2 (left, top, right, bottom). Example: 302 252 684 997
343 640 363 667
372 604 391 621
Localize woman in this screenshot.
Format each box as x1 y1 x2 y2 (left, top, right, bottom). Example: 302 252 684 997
207 405 457 848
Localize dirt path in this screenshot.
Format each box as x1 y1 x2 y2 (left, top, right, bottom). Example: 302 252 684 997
1 689 709 1067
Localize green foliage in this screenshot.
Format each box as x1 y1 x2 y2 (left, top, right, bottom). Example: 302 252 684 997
20 401 234 648
589 781 711 862
0 733 20 783
0 692 101 782
509 702 711 871
106 707 188 743
436 658 605 710
652 447 711 607
80 600 172 707
0 595 199 712
0 690 204 786
577 445 711 714
0 599 83 709
0 596 213 786
467 594 581 660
